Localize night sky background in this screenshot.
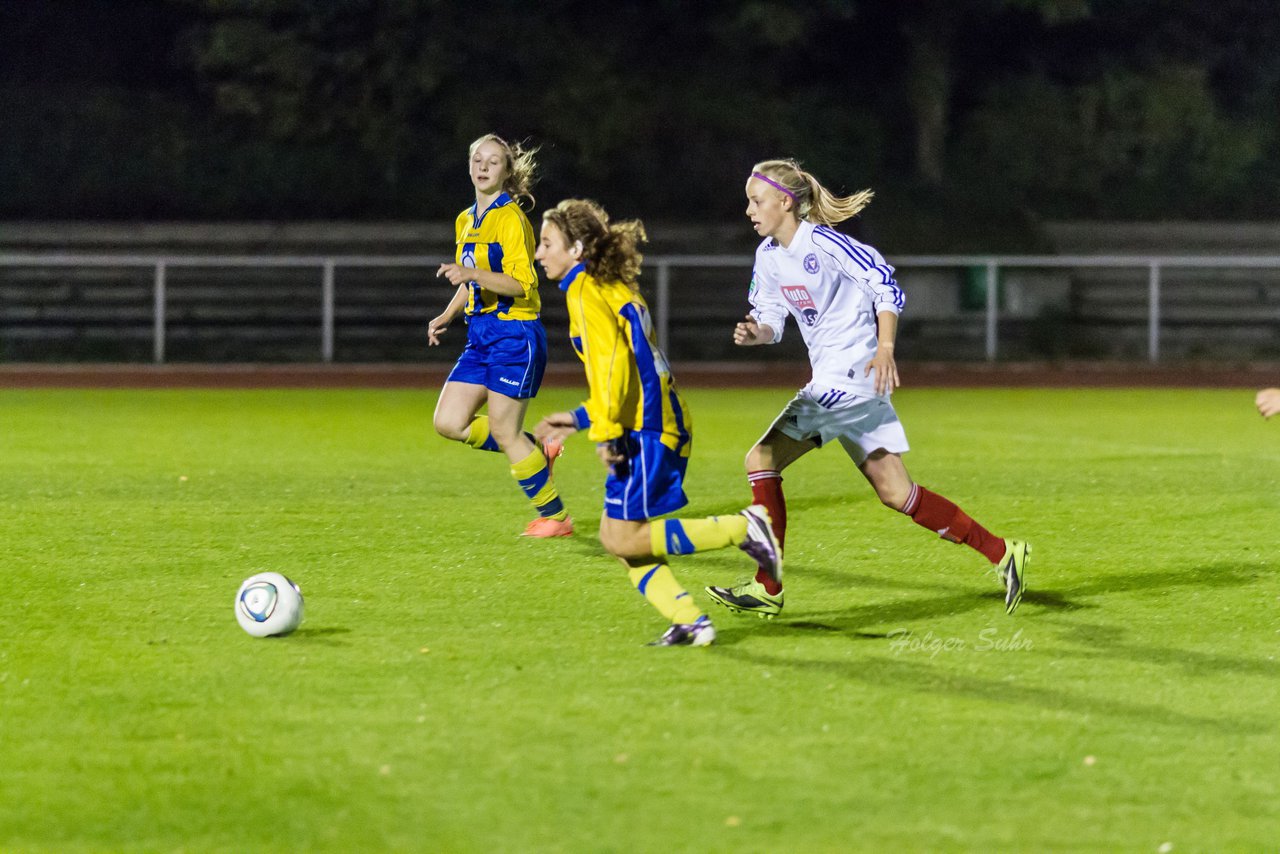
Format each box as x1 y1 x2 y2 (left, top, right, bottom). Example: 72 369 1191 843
3 0 1280 250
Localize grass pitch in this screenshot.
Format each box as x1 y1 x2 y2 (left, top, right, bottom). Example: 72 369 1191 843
1 385 1277 852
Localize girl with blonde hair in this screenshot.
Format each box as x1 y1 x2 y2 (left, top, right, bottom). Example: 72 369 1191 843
429 134 572 538
705 159 1030 619
534 199 780 647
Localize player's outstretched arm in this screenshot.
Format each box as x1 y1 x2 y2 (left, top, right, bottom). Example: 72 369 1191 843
1257 387 1280 419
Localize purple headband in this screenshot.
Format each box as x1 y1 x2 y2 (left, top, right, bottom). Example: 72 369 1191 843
751 171 796 201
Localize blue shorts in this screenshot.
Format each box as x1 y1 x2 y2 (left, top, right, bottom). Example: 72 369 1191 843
446 313 547 399
603 430 690 521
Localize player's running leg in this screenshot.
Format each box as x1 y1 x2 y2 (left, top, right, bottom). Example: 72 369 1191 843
433 380 558 480
648 509 780 583
458 412 553 461
862 450 1028 614
707 428 814 618
433 380 490 445
487 391 573 537
995 539 1030 614
601 517 718 646
704 577 785 619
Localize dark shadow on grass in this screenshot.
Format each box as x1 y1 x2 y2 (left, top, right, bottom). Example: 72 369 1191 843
798 563 1032 601
717 648 1269 735
777 561 1262 629
294 626 352 644
710 622 884 646
782 621 889 639
1017 589 1080 611
1013 561 1264 618
1048 621 1280 679
1051 561 1265 598
789 586 1031 630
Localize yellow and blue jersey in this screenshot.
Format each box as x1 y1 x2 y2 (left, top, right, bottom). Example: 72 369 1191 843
561 264 692 453
453 192 540 321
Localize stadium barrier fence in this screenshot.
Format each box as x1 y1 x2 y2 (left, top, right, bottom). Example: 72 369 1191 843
3 253 1280 363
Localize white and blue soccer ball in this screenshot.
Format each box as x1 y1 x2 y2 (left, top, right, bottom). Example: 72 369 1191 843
235 572 304 637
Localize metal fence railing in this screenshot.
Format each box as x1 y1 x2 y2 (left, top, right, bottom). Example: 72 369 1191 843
3 253 1280 363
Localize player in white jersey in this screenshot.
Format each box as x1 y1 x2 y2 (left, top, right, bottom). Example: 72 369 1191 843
705 158 1030 619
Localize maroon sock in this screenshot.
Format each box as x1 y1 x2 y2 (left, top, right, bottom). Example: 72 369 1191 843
748 470 785 594
902 484 1006 564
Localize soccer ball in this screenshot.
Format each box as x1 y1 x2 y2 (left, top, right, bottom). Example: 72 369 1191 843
235 572 304 637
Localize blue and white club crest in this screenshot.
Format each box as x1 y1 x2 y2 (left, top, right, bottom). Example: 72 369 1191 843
803 253 819 274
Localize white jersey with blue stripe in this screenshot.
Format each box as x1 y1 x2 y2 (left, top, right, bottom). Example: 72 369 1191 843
747 219 904 398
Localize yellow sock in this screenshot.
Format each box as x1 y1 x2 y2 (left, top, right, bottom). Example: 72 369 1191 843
462 415 500 452
510 447 568 521
628 564 703 625
649 516 748 558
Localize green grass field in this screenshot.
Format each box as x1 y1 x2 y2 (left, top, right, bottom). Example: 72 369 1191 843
2 386 1278 852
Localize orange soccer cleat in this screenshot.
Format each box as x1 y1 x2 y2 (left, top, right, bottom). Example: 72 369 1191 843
521 515 575 538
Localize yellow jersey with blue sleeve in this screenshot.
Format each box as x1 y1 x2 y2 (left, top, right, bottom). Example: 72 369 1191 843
561 263 692 454
453 192 540 321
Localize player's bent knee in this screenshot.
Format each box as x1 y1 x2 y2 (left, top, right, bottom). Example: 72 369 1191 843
432 418 467 442
745 444 773 471
486 419 526 452
491 432 523 451
598 531 625 559
879 487 910 512
598 527 648 561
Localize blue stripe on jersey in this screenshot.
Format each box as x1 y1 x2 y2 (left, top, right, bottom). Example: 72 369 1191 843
813 226 871 271
668 387 690 453
487 243 516 314
839 233 896 288
472 192 513 229
620 303 664 433
817 227 884 277
844 239 879 272
461 240 479 312
815 226 903 306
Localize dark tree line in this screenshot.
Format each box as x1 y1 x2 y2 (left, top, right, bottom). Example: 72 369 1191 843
2 0 1278 249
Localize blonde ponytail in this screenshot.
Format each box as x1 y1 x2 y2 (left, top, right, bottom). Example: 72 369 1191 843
751 159 873 225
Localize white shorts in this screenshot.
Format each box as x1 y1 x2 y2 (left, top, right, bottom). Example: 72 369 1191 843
771 383 910 465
